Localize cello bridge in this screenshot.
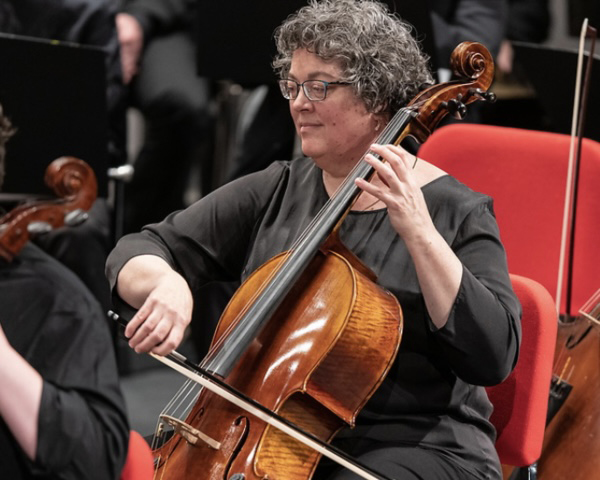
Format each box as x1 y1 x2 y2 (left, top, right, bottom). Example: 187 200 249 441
159 414 221 450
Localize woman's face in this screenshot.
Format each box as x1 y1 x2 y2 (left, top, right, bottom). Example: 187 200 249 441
287 49 380 178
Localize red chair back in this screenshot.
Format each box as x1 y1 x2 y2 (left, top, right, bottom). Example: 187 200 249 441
486 274 557 466
419 124 600 317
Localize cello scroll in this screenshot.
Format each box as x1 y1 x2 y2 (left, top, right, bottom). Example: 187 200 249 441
0 156 97 261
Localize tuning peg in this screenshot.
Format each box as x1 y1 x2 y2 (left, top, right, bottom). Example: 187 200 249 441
64 209 89 227
471 88 497 103
484 91 497 103
442 98 468 119
27 221 52 235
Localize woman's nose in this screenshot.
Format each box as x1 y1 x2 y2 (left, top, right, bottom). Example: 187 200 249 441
291 88 312 109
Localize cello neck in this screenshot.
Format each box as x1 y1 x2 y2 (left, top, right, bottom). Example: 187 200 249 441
202 107 416 377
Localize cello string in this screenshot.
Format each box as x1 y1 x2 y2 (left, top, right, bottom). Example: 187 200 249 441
152 382 188 450
162 378 199 420
156 377 205 435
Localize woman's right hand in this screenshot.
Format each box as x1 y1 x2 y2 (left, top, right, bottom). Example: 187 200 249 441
117 255 193 356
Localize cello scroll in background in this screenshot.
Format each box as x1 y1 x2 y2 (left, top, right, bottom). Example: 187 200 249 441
0 156 97 261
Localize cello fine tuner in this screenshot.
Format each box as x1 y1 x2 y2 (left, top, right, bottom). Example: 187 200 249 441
159 414 222 450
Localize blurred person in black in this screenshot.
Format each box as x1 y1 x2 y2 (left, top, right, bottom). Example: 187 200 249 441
117 0 214 233
497 0 550 75
484 0 551 131
429 0 508 73
0 103 129 479
428 0 508 127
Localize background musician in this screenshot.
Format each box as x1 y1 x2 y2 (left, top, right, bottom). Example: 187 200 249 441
107 1 521 478
0 104 129 479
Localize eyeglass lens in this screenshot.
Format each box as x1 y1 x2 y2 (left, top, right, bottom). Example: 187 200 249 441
279 80 328 101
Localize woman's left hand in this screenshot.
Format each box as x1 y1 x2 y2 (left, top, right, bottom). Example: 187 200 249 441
355 143 463 328
355 143 435 242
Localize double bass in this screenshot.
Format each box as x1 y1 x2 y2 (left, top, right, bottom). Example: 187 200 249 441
113 42 497 480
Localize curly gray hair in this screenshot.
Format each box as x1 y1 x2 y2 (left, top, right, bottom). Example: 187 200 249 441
273 0 434 115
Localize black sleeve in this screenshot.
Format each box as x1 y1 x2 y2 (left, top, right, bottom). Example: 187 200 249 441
35 305 129 480
2 245 129 480
430 200 522 386
106 162 288 295
507 0 550 43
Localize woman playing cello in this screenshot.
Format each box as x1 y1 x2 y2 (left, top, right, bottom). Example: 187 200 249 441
106 1 521 478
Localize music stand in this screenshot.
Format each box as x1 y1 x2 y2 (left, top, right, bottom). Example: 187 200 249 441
0 33 109 197
512 41 600 142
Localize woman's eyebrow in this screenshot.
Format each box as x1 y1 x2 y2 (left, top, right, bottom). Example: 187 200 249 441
287 71 339 81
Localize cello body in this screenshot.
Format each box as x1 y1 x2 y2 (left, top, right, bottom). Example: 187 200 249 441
153 248 402 479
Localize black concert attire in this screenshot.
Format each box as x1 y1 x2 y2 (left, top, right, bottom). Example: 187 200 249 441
507 0 550 43
107 157 521 480
119 0 213 233
0 243 129 480
429 0 508 69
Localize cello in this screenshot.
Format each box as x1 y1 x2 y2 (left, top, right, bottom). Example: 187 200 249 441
113 41 497 480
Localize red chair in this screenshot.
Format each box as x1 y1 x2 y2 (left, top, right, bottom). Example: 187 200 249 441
485 274 557 478
120 430 154 480
419 124 600 318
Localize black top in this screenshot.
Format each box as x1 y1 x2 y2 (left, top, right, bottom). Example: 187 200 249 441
1 243 128 480
107 157 521 479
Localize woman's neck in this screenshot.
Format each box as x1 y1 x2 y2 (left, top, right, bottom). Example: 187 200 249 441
321 166 384 211
321 158 448 211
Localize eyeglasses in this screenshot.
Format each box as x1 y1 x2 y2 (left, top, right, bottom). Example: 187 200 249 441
278 79 352 101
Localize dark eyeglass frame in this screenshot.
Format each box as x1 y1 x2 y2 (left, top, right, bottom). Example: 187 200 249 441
278 79 352 101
